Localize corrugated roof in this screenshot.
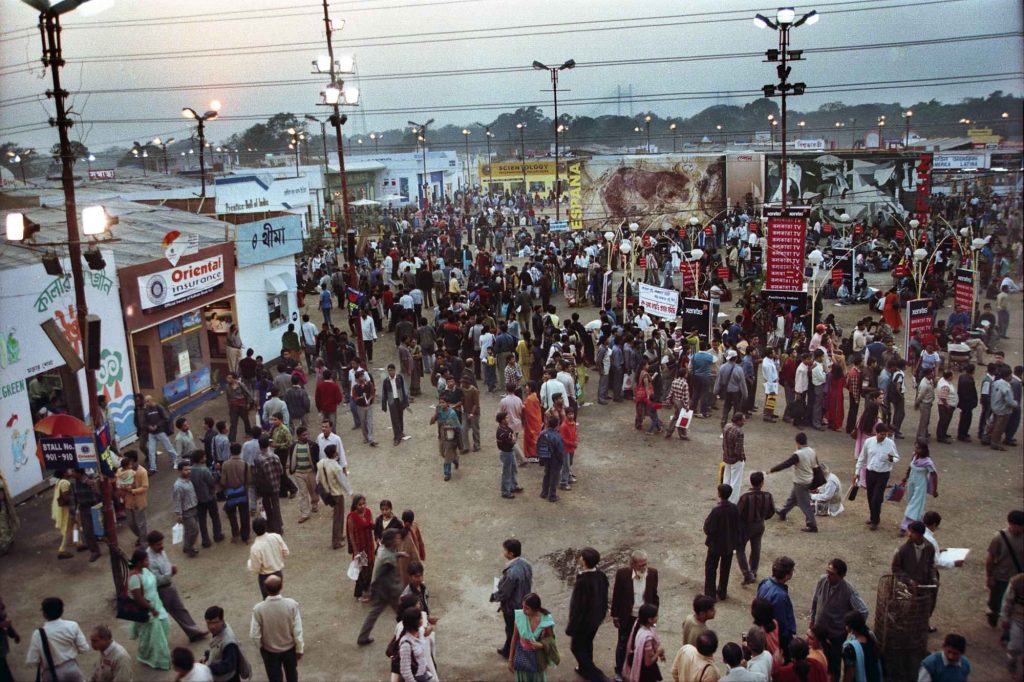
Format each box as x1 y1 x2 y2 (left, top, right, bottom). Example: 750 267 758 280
0 199 232 270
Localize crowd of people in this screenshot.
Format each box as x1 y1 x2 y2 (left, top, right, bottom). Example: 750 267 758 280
3 185 1022 682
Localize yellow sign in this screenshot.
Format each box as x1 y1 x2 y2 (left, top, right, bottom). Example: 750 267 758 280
967 127 1001 144
567 161 583 230
479 160 557 181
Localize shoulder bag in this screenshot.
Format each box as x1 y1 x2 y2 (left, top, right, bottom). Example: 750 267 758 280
809 454 827 489
34 628 58 682
1001 531 1023 574
117 573 151 623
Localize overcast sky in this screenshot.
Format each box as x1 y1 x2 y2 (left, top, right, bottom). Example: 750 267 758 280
1 0 1021 154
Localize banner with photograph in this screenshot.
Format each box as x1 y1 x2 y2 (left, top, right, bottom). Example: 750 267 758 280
578 154 725 229
638 283 680 320
681 298 712 345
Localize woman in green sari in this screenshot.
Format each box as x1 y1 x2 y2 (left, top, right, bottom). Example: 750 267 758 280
126 547 171 670
507 592 558 682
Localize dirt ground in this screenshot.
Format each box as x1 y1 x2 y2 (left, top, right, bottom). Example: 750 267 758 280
2 264 1022 682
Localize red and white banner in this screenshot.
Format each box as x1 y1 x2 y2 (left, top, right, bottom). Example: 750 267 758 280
765 207 808 291
954 268 974 312
904 298 933 353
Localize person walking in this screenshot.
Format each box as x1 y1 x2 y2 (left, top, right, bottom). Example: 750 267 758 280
854 423 900 531
985 509 1024 628
69 469 101 562
352 370 379 447
492 538 534 659
395 606 439 682
703 484 741 601
283 376 311 433
25 597 89 682
87 624 133 682
248 517 289 599
756 556 798 655
899 441 938 533
610 550 659 680
117 450 149 547
314 370 344 429
346 494 376 603
537 416 566 503
721 414 746 504
221 443 251 544
172 461 200 558
770 432 820 533
202 605 250 682
190 452 223 547
508 593 557 682
736 472 775 586
316 444 352 550
250 575 303 682
621 603 666 682
381 364 410 446
142 395 177 473
566 547 610 682
253 437 285 536
357 528 405 646
289 427 320 524
989 365 1019 451
809 558 869 679
125 547 172 671
935 369 958 444
496 412 520 499
146 530 207 642
223 375 253 444
714 352 747 428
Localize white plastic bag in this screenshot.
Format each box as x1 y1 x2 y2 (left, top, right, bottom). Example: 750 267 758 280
171 522 184 545
347 552 367 581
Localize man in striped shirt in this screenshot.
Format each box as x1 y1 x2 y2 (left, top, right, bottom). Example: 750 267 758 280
844 354 864 434
665 367 691 440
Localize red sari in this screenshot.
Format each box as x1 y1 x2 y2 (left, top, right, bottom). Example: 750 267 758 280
883 292 902 331
523 392 543 457
826 369 846 430
345 508 376 562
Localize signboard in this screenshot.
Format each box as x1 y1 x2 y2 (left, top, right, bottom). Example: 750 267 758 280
214 174 311 214
765 207 808 291
235 215 304 266
914 154 932 226
681 298 712 345
904 298 933 352
680 262 698 295
137 254 225 312
832 249 854 292
638 283 679 320
954 268 975 312
793 138 826 150
40 436 97 470
567 161 583 230
548 220 568 232
764 289 808 317
933 152 987 170
88 169 115 181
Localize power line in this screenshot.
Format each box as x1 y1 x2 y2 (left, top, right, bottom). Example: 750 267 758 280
1 31 1017 110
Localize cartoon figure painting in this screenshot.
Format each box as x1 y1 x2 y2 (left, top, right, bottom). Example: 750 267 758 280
0 327 20 369
5 414 30 470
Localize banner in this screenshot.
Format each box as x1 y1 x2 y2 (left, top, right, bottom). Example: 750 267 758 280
567 160 583 230
214 174 310 214
954 268 975 312
764 289 808 317
914 153 933 226
638 282 679 320
235 215 304 266
137 254 225 312
832 248 854 292
765 206 808 291
904 298 933 352
681 298 712 345
680 262 698 295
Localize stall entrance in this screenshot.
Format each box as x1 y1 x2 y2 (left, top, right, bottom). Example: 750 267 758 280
27 365 83 425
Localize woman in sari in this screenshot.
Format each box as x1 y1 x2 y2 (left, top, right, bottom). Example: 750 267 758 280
899 441 938 533
346 494 376 602
825 353 846 431
563 270 578 307
51 469 74 559
882 288 902 332
622 603 665 682
517 331 533 383
522 381 543 460
508 593 557 682
0 470 18 556
126 547 171 670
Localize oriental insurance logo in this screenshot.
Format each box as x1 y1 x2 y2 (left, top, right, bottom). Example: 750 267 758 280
146 274 167 306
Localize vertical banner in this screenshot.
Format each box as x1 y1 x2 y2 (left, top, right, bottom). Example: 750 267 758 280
831 249 855 292
567 160 584 230
914 153 933 226
680 262 699 296
681 298 712 346
638 283 680 320
765 206 808 291
904 298 933 353
954 268 975 312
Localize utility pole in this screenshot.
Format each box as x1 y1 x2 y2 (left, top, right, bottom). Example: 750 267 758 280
533 59 575 222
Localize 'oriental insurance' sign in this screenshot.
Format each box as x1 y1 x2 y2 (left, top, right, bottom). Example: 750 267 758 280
765 207 808 291
137 254 225 312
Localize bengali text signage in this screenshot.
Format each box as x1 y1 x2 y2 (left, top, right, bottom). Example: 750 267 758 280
765 207 808 291
638 283 679 320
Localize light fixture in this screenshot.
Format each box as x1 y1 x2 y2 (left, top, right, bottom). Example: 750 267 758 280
839 213 850 222
776 7 796 25
42 253 63 277
629 222 640 232
315 55 332 72
343 86 359 105
84 248 106 270
337 54 355 73
209 99 221 112
808 249 823 266
913 248 928 262
794 9 818 26
604 231 615 241
323 83 341 104
6 212 40 241
971 237 987 250
619 241 632 255
909 219 920 229
689 217 700 226
690 248 704 261
82 205 116 236
753 13 774 28
181 107 197 119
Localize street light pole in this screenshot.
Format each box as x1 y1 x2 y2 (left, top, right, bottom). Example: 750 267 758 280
644 114 652 153
182 102 220 197
408 119 433 208
516 122 527 192
306 115 331 227
669 123 678 153
904 110 913 148
462 128 471 189
532 58 575 222
485 127 493 196
755 7 817 210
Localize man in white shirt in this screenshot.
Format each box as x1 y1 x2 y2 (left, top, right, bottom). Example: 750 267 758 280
854 423 900 530
721 641 766 681
300 315 319 371
248 517 290 598
632 306 653 332
539 368 568 411
250 575 304 682
25 597 89 682
810 350 828 430
315 420 347 474
923 511 965 569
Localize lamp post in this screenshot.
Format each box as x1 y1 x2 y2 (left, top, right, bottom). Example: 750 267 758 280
715 124 723 145
755 6 818 210
305 114 332 227
532 58 575 221
877 115 886 148
767 114 776 150
15 0 123 576
516 122 527 192
834 121 845 148
461 128 472 190
130 144 148 177
86 153 95 174
181 100 220 197
153 137 175 173
603 230 616 307
911 247 929 298
669 122 678 153
408 119 434 208
643 114 652 153
369 132 381 152
484 127 494 197
904 110 913 148
807 248 823 331
6 149 32 183
287 127 306 178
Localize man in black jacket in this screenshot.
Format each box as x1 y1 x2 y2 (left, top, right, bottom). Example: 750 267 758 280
566 547 610 682
956 362 978 442
610 550 659 678
490 538 533 658
703 483 742 601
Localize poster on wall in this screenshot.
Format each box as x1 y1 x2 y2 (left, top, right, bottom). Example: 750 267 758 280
904 298 933 352
764 152 922 229
0 254 137 498
681 298 712 345
578 154 725 230
638 283 679 320
765 207 808 291
954 269 975 312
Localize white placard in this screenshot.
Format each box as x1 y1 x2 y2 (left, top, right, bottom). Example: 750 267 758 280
177 350 191 376
638 282 679 320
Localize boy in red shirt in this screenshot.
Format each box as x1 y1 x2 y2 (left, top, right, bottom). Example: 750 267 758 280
559 409 578 491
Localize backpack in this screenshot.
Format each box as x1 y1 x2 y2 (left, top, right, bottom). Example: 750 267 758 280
536 431 553 460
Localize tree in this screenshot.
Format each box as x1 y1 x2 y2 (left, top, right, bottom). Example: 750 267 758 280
50 141 89 165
